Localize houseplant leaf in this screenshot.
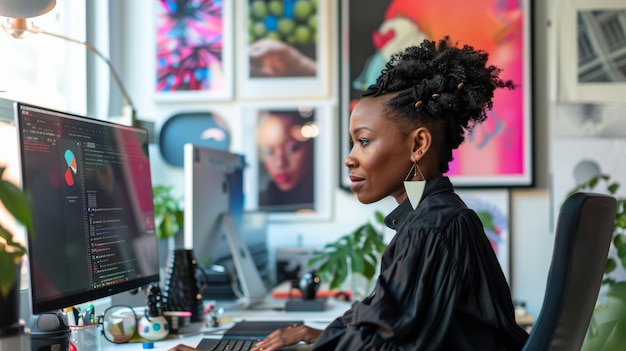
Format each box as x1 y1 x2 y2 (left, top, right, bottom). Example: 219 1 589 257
153 184 184 240
0 167 32 299
0 168 33 234
307 211 387 294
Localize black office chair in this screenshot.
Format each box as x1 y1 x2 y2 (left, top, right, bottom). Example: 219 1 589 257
522 192 616 351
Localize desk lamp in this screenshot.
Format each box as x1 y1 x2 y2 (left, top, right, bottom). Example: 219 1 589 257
0 0 137 126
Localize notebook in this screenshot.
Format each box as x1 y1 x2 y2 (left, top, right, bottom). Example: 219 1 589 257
196 320 305 350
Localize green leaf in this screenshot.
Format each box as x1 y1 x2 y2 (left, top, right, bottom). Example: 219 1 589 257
614 234 626 250
606 258 617 274
0 247 20 299
349 251 365 274
616 212 626 230
307 253 326 267
608 182 620 195
362 253 377 279
306 212 388 293
0 175 34 234
330 259 348 290
152 184 184 240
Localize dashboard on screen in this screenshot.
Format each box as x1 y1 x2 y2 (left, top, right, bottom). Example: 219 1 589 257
15 102 160 314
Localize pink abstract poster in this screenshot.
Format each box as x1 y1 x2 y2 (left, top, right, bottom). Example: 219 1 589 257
340 0 532 188
155 0 233 101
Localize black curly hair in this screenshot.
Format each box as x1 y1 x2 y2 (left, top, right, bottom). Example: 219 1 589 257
362 37 516 173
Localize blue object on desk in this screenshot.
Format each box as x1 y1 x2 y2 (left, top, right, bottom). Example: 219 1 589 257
142 341 155 349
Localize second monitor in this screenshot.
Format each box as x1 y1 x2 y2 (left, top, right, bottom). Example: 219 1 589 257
183 143 267 308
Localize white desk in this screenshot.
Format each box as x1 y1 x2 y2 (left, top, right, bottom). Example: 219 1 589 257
102 297 351 351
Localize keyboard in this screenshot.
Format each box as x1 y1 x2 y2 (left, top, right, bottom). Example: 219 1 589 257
196 320 305 351
197 336 307 351
209 338 256 351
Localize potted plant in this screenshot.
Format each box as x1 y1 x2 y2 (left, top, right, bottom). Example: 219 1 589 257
0 166 33 334
153 184 184 241
307 211 387 299
152 184 184 275
566 174 626 350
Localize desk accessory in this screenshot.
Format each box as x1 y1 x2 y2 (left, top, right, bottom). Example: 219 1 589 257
285 271 327 311
28 311 70 351
69 323 101 351
162 249 207 328
138 284 169 341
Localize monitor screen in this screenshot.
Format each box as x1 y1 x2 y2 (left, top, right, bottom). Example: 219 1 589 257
183 143 267 307
15 102 160 314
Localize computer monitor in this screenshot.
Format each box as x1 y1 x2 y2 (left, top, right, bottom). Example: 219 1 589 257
183 143 267 308
14 102 160 315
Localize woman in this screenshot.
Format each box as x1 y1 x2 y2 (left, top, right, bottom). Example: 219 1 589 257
256 110 315 212
170 37 528 351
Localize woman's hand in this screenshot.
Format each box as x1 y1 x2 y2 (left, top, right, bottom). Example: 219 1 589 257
250 325 322 351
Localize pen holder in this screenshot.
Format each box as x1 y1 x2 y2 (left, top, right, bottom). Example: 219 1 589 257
69 324 101 351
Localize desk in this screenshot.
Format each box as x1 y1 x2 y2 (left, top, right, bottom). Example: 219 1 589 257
102 296 351 351
7 297 533 350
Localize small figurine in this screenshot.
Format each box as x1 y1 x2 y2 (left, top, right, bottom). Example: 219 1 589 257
138 284 170 341
203 303 221 328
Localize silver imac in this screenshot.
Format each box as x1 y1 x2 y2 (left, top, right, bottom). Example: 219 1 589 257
183 143 267 308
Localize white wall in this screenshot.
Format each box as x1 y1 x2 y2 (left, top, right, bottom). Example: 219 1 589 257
113 0 555 319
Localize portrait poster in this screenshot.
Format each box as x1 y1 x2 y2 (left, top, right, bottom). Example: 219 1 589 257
238 0 329 98
340 0 533 188
242 104 333 221
457 189 511 282
155 0 234 101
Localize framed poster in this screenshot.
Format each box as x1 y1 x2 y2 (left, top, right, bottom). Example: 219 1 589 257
242 103 333 221
457 189 511 282
237 0 329 98
339 0 533 189
155 0 234 101
558 1 626 103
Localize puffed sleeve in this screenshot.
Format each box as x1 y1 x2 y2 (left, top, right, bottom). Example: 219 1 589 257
312 212 473 350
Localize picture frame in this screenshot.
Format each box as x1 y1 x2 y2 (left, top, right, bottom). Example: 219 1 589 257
457 189 511 282
339 0 534 189
551 137 626 230
242 103 334 222
558 2 626 103
237 0 329 99
551 137 626 283
154 0 234 101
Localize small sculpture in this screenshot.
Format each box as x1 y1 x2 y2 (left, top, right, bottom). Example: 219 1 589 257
138 284 170 341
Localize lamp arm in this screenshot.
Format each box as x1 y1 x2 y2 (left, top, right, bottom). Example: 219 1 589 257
32 27 136 123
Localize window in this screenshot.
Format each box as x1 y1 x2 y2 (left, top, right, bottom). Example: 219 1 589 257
0 0 86 114
0 0 86 290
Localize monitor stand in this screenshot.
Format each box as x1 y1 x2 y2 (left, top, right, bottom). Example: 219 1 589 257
217 212 267 309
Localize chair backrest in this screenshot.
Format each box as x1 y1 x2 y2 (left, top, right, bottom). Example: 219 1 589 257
522 192 616 351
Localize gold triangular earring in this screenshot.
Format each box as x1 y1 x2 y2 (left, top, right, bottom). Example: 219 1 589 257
403 159 426 210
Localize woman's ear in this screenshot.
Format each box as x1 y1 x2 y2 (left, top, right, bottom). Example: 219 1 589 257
411 127 432 157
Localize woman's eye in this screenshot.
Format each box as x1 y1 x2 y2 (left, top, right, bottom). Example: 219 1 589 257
358 138 370 146
285 142 301 154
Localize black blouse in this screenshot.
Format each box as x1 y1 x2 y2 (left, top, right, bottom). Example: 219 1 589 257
311 177 529 350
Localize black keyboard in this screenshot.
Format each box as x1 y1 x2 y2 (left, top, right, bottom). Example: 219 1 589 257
209 338 256 351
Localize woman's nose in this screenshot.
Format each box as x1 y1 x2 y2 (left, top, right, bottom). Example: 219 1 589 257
344 153 355 169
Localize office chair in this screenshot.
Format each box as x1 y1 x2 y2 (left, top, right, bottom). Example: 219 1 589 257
522 192 616 351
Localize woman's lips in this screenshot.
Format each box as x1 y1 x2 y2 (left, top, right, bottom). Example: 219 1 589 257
274 173 291 184
349 174 365 192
